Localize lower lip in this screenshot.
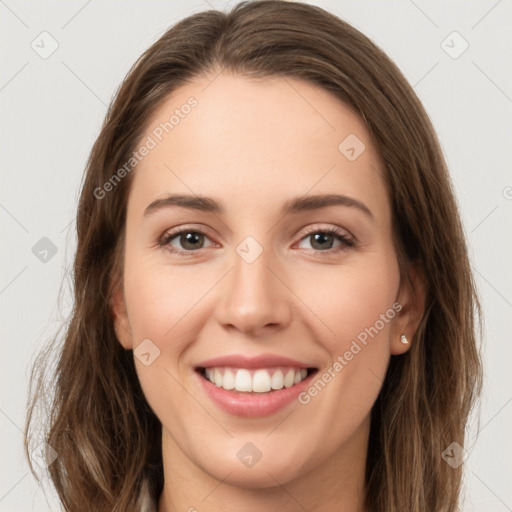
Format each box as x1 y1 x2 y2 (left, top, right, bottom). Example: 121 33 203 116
196 370 316 418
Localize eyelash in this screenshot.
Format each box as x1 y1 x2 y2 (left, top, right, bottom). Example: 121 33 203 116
158 225 355 256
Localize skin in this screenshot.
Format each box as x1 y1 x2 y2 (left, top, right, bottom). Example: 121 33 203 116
112 72 425 512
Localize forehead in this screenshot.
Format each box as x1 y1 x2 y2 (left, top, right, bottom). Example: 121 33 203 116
128 72 389 223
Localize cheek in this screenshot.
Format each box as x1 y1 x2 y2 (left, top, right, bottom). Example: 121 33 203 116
260 257 401 473
122 255 204 429
123 252 202 345
296 256 400 411
296 257 400 350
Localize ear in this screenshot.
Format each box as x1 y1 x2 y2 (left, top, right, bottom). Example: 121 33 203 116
390 262 426 355
110 279 134 350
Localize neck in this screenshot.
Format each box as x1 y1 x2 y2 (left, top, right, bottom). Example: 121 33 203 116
157 415 370 512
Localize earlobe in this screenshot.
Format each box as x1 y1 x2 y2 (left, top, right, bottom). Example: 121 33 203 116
110 281 133 350
391 262 427 355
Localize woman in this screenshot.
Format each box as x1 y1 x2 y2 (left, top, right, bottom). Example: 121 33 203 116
24 1 483 511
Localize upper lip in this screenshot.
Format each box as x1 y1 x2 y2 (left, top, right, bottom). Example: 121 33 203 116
195 353 317 369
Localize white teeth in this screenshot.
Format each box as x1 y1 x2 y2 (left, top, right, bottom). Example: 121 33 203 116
284 369 295 388
223 369 235 390
271 370 284 390
202 367 310 393
214 369 223 387
205 368 215 384
234 369 252 392
252 370 272 393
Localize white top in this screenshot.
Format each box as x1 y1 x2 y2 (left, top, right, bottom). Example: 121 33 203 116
136 478 158 512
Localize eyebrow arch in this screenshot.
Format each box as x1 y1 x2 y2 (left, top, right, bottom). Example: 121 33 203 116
144 193 374 220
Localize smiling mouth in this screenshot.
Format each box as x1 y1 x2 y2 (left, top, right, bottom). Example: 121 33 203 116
196 366 318 393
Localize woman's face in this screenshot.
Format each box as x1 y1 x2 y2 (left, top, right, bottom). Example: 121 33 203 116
112 73 419 489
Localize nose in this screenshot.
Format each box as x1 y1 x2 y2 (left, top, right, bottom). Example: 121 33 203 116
214 244 292 337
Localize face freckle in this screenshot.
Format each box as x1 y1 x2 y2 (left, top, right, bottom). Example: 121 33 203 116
113 72 408 493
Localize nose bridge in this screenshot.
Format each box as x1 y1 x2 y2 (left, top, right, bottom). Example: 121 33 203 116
217 234 291 334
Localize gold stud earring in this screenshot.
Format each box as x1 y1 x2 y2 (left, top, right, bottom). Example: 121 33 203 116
400 334 409 345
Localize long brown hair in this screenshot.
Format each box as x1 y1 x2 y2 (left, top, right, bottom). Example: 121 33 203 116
24 1 483 510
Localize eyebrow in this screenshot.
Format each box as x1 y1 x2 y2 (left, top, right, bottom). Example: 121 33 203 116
144 193 374 220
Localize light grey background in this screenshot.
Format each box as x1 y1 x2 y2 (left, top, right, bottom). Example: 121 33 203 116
1 1 511 510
